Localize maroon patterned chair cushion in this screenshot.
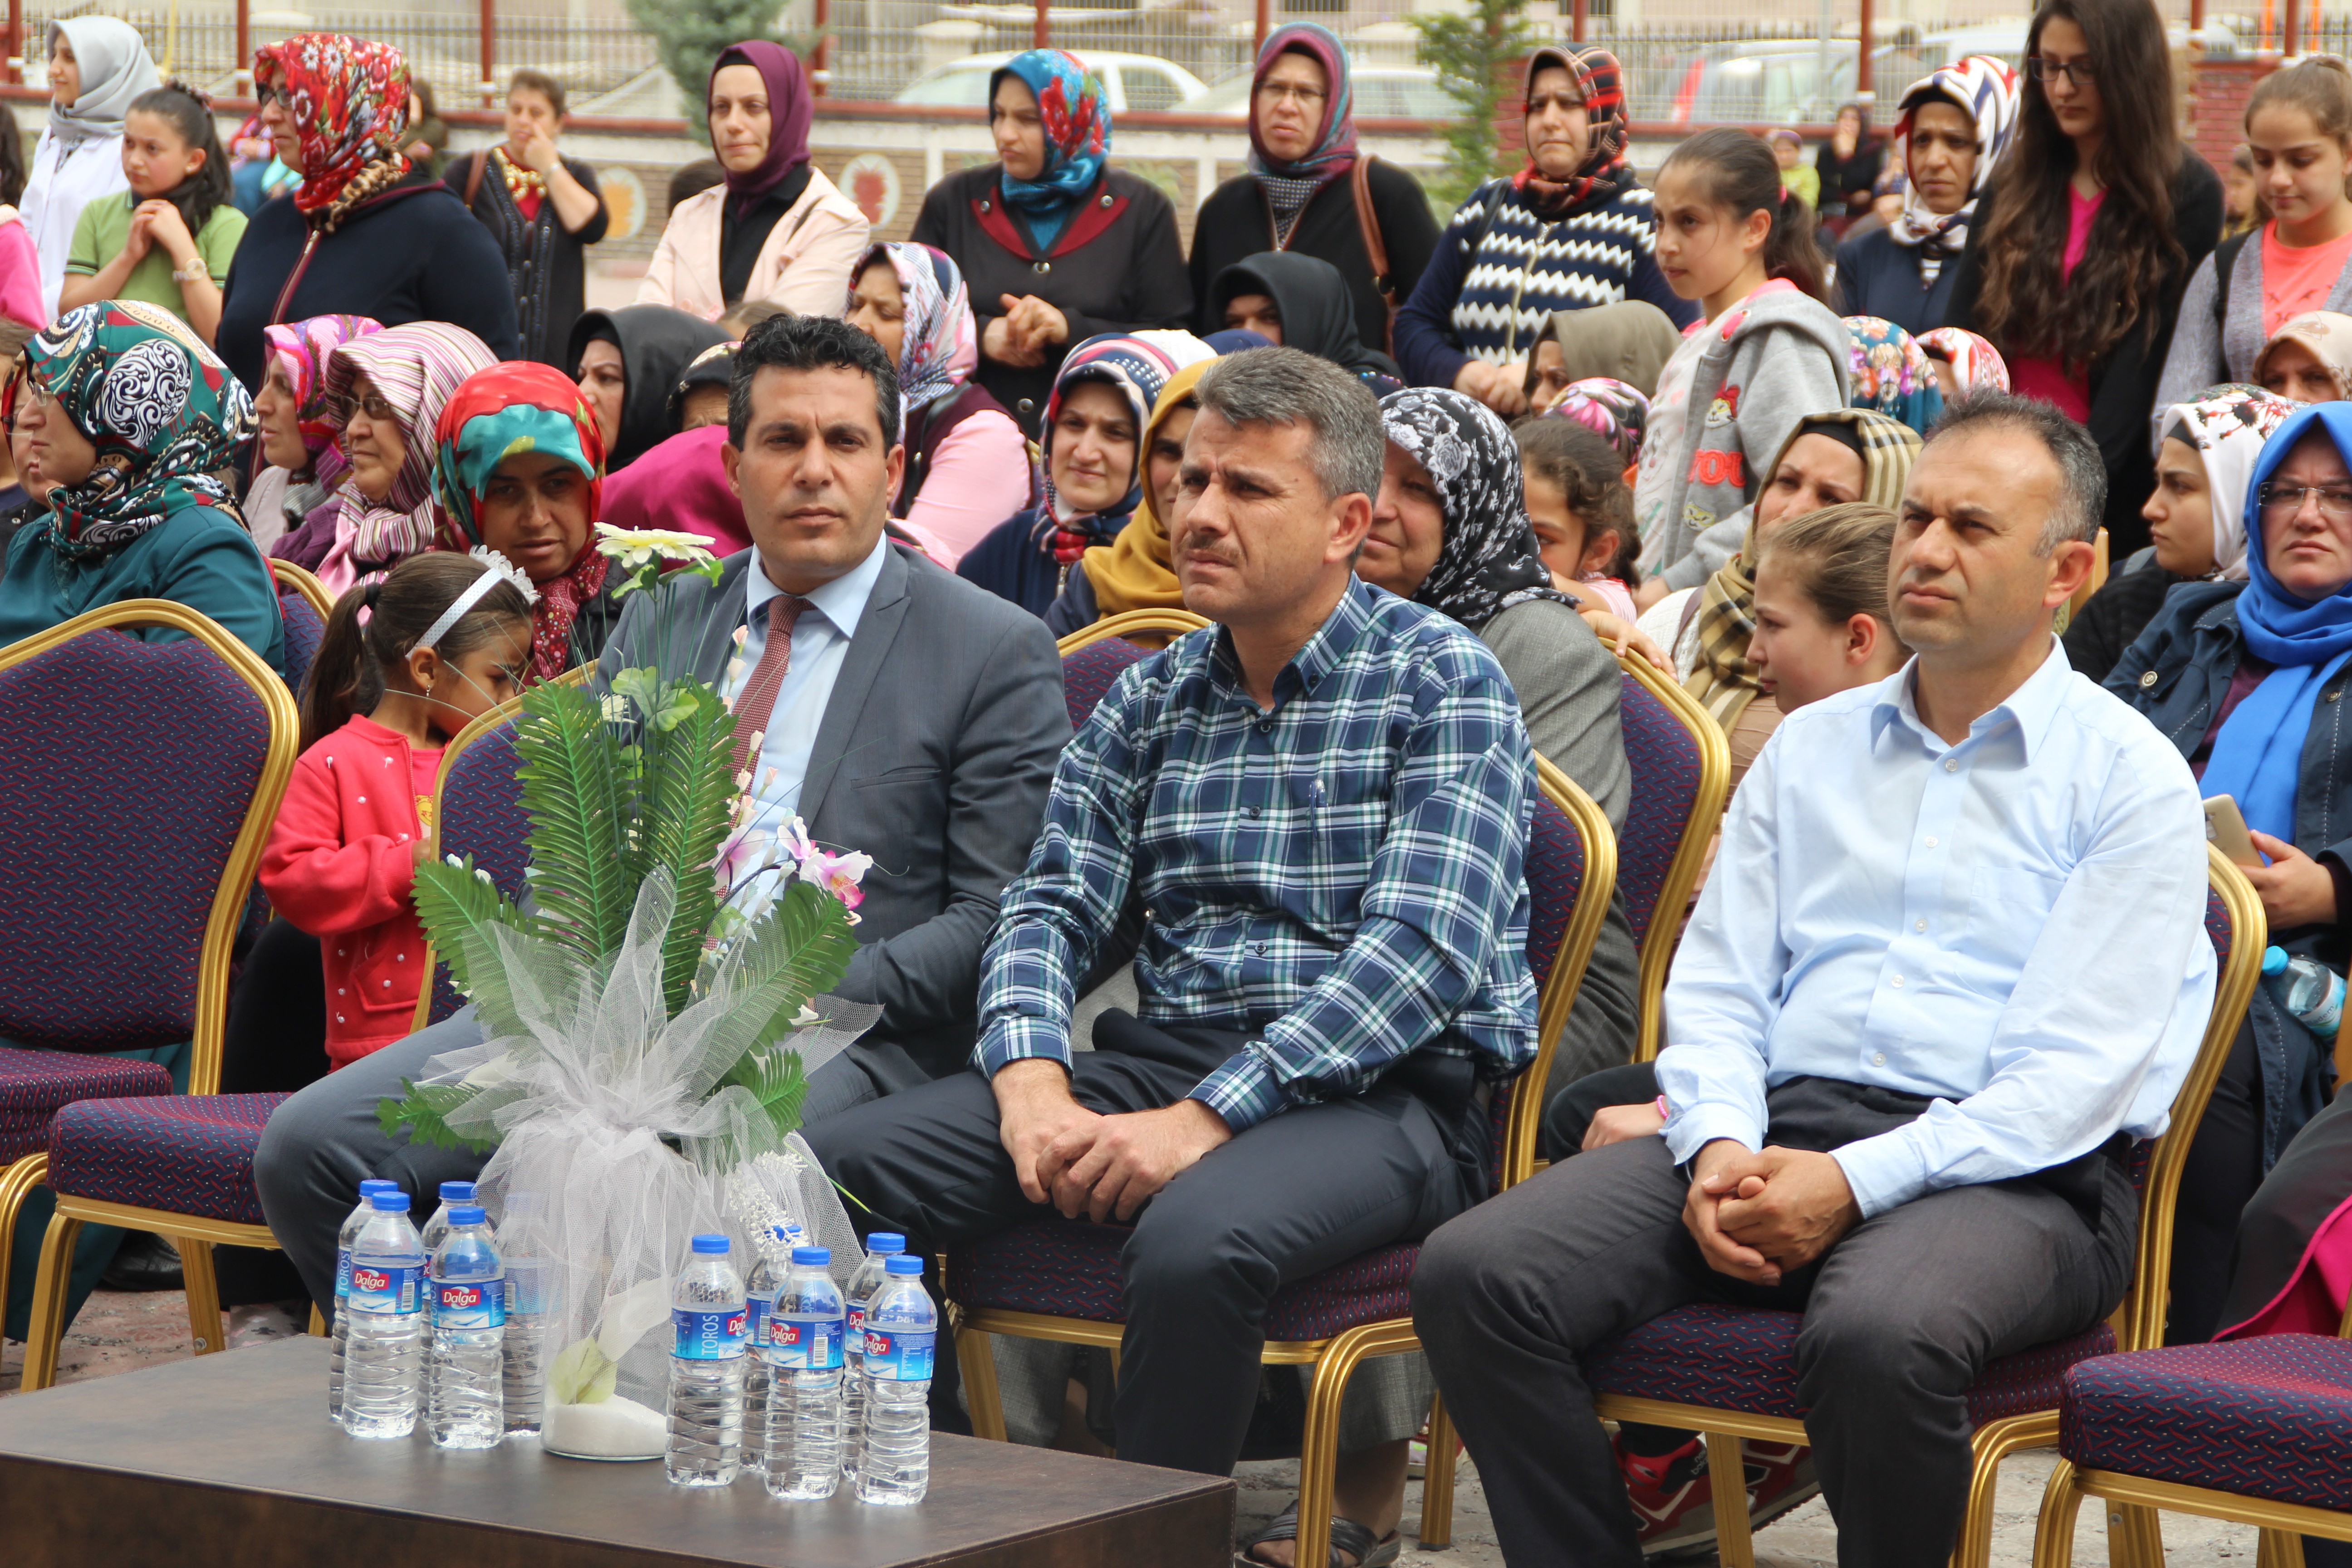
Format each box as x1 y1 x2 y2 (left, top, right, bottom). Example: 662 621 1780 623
1583 1303 2117 1429
1614 672 1702 951
0 1045 172 1162
277 584 324 701
1061 637 1153 730
423 718 529 1026
47 1093 289 1227
2060 1336 2352 1512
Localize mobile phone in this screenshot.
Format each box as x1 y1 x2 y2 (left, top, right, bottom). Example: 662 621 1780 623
2203 795 2263 868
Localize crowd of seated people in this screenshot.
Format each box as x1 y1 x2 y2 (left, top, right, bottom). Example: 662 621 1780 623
14 6 2352 1565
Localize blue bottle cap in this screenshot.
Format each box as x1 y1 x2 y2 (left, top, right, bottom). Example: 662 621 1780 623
369 1191 411 1212
791 1245 830 1267
884 1254 923 1277
439 1181 476 1201
691 1233 731 1255
868 1233 907 1255
2263 945 2291 977
447 1205 487 1226
358 1179 397 1196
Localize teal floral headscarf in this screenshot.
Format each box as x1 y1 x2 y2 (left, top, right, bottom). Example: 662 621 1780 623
24 300 254 562
990 49 1110 252
1842 315 1944 436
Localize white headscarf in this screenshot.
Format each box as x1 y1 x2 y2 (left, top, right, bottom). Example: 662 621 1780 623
1890 55 2019 287
2158 386 2296 581
46 18 157 141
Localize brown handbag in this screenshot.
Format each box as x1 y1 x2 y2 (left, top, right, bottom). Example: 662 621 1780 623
1349 154 1398 355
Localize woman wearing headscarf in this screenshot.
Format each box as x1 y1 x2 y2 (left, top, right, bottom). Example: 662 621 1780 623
1842 314 1945 434
312 320 498 595
1394 47 1696 417
1833 57 2019 336
636 41 868 321
1186 22 1441 362
2254 309 2352 404
911 49 1190 425
432 361 624 677
2066 385 2293 684
565 305 732 472
22 18 155 320
0 299 280 673
216 34 519 392
958 330 1183 619
1205 250 1401 382
250 313 382 560
1522 298 1681 411
2108 401 2352 1344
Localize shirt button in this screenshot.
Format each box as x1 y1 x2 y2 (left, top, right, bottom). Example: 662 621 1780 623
2139 670 2160 688
1914 919 1927 932
1944 759 1958 773
1924 836 1938 848
1872 1052 1887 1066
1891 975 1905 988
1245 806 1261 818
1032 260 1051 275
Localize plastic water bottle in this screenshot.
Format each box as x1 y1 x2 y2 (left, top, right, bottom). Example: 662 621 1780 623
342 1190 426 1439
666 1234 749 1486
857 1254 936 1506
741 1223 799 1472
428 1205 505 1449
842 1232 906 1483
764 1245 845 1500
327 1179 398 1421
416 1181 480 1357
2264 946 2346 1036
500 1192 550 1438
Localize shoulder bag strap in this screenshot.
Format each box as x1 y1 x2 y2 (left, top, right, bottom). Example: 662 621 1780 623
1352 154 1398 353
463 149 489 210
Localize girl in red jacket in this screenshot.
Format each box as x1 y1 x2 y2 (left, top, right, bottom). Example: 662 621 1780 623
261 550 535 1067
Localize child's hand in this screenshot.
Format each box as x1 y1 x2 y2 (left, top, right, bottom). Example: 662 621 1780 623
1581 608 1671 674
120 206 154 263
411 838 433 868
135 200 196 270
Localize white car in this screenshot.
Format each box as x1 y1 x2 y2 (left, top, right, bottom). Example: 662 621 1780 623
894 51 1209 113
1182 63 1455 120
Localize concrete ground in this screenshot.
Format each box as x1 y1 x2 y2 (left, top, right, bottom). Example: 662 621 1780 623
3 1292 2264 1563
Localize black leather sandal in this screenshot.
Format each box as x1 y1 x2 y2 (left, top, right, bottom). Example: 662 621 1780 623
1234 1501 1401 1568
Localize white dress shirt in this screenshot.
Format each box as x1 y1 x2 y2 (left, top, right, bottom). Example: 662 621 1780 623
1657 639 2218 1219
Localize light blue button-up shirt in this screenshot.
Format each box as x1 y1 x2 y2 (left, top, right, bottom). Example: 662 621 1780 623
1657 640 2217 1219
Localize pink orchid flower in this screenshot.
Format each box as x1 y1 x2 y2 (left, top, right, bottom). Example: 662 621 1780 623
796 849 874 909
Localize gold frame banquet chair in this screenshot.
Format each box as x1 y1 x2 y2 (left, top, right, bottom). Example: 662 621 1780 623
268 559 333 621
1056 608 1211 656
1614 651 1731 1066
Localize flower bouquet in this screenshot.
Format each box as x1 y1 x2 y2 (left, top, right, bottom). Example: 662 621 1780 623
379 528 877 1460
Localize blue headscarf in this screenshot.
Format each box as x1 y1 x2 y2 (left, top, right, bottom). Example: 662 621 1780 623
990 50 1111 255
2200 402 2352 844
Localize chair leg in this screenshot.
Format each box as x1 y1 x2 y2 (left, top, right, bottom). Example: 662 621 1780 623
956 1325 1009 1443
180 1237 222 1354
1298 1330 1384 1568
308 1303 327 1338
1705 1432 1755 1568
2260 1529 2311 1568
1950 1417 2053 1568
0 1153 46 1345
2030 1460 2087 1568
1417 1392 1458 1549
20 1210 84 1391
2106 1502 2166 1568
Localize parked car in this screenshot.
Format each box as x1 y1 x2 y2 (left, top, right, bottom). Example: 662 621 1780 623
894 50 1208 112
1181 63 1454 120
1658 38 1922 127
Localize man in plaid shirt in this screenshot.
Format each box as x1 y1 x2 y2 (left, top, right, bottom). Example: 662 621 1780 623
808 348 1539 1491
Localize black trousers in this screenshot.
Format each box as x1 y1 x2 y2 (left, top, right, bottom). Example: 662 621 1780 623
216 916 331 1308
1412 1077 2136 1568
801 1011 1487 1477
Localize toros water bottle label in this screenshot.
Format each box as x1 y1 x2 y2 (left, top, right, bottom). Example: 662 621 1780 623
348 1262 422 1315
432 1278 506 1330
768 1314 843 1370
333 1247 353 1301
672 1305 748 1360
862 1327 935 1380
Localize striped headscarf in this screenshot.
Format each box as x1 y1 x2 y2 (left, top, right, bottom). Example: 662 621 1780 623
1543 377 1651 467
253 33 413 230
1687 409 1921 727
1248 22 1357 236
1036 332 1193 566
1514 47 1629 218
262 313 384 457
1891 55 2019 288
852 241 976 420
315 321 498 593
1843 315 1944 435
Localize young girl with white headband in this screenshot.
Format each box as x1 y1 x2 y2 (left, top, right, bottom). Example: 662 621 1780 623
259 549 536 1069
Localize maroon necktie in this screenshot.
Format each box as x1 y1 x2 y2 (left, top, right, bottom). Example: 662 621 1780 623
729 594 810 780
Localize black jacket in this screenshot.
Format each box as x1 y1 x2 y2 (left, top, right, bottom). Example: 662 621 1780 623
1814 138 1885 221
1832 225 1959 338
1205 250 1401 380
443 149 610 368
1187 157 1440 358
2060 561 2193 685
1946 154 2223 557
910 164 1191 425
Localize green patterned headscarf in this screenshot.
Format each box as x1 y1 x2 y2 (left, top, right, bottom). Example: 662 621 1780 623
25 300 254 561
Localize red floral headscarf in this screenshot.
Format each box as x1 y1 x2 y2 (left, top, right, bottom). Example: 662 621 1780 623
253 33 412 230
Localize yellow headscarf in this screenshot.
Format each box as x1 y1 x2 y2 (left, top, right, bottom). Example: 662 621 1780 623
1079 357 1214 640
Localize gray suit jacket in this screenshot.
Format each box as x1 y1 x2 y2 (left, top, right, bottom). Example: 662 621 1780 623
598 540 1068 1074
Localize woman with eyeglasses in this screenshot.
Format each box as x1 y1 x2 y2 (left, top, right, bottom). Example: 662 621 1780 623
2107 403 2352 1345
213 34 519 394
1945 0 2222 560
1184 23 1441 370
1393 47 1698 418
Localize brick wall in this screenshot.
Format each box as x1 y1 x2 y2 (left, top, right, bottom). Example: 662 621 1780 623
2188 57 2272 174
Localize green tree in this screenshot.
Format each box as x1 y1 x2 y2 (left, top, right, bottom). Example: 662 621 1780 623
625 0 826 135
1412 0 1543 214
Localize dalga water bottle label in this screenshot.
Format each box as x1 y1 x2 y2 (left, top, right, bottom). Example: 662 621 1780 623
333 1247 353 1301
862 1328 935 1380
672 1305 749 1360
769 1314 843 1370
432 1279 507 1331
348 1263 423 1315
745 1291 775 1350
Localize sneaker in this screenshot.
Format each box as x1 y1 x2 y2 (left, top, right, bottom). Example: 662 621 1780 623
1617 1433 1823 1560
1738 1440 1821 1533
227 1301 305 1348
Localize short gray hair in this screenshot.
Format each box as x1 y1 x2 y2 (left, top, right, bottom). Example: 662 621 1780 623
1922 390 2106 554
1192 347 1383 505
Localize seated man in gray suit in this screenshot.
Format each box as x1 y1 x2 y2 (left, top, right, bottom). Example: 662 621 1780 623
255 315 1069 1312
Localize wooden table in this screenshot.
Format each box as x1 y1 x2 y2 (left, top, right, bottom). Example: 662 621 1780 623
0 1338 1235 1567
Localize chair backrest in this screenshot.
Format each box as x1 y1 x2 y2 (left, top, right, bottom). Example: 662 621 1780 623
1615 656 1730 1062
1055 611 1211 730
275 582 324 702
0 601 296 1092
269 559 334 622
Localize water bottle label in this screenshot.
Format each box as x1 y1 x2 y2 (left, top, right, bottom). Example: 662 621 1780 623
504 1261 547 1316
862 1327 935 1380
348 1262 423 1315
333 1247 353 1302
768 1314 843 1370
432 1278 506 1330
745 1289 775 1348
846 1302 866 1338
672 1305 748 1360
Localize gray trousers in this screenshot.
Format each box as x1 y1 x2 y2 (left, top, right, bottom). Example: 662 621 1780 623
1412 1078 2137 1568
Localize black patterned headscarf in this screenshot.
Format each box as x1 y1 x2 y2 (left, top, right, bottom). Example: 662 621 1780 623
1377 386 1577 626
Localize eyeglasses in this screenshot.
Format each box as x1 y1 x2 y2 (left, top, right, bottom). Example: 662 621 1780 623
1254 83 1327 108
338 390 397 422
2259 480 2352 521
255 81 280 107
2025 55 2097 85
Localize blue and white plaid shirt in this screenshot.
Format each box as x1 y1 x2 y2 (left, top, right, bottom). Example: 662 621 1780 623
975 577 1539 1133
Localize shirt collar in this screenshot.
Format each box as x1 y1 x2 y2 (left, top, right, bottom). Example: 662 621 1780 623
745 532 889 639
1210 576 1378 706
1869 635 2071 761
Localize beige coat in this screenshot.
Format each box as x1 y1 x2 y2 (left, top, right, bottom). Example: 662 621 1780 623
635 165 870 321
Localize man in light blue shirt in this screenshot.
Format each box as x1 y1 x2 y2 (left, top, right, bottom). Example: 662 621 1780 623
1415 392 2219 1568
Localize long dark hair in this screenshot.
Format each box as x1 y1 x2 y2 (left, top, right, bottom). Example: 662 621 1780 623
0 102 25 207
126 81 230 238
1970 0 2184 370
301 554 533 750
1658 127 1829 303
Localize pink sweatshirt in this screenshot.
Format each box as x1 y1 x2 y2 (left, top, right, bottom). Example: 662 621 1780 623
892 407 1032 570
0 212 44 342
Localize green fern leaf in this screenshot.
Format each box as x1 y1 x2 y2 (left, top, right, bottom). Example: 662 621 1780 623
376 1079 500 1154
715 1043 809 1140
638 681 742 1014
514 681 638 967
411 854 537 1038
